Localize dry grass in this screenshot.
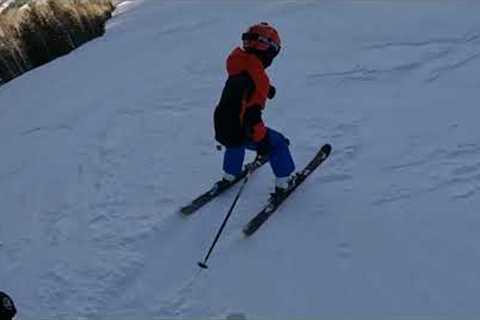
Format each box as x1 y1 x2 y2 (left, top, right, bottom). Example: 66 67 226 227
0 0 115 85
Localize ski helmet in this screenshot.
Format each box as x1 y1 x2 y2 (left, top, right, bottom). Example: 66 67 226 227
0 291 16 320
242 22 281 59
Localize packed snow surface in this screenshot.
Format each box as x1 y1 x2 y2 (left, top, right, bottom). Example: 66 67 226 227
1 1 480 319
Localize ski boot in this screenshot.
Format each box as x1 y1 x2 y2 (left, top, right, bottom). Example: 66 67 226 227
270 175 297 205
210 173 236 195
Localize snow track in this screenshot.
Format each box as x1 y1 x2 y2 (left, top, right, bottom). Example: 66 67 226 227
1 1 480 319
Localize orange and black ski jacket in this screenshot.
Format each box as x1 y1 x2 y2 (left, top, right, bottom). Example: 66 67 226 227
214 47 270 147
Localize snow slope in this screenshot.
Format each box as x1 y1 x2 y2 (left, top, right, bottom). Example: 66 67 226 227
1 1 480 319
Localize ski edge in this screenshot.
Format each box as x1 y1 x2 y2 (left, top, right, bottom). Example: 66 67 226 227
243 143 332 236
179 157 268 216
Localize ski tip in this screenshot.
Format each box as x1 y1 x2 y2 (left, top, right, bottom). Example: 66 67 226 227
179 207 193 216
242 225 254 237
321 143 332 156
198 262 209 269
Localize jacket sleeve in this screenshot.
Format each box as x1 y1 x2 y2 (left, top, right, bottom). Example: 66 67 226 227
244 104 267 142
247 63 270 109
243 64 270 142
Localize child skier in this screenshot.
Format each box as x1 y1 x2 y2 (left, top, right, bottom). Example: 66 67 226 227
214 22 295 196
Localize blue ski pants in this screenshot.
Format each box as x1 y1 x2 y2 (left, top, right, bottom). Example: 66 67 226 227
223 128 295 178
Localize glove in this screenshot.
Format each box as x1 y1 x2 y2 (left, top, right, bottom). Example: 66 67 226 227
256 134 271 157
267 85 276 100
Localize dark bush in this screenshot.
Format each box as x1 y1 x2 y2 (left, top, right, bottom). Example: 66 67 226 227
0 0 115 85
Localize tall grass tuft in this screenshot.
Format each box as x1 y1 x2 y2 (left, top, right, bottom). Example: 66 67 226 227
0 0 115 85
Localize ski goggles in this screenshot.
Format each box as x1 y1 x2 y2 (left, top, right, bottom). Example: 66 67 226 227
242 32 281 55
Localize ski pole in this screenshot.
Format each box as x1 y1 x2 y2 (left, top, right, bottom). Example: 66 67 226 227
198 159 259 269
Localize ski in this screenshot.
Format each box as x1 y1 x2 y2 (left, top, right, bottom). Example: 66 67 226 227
180 156 268 215
243 144 332 236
